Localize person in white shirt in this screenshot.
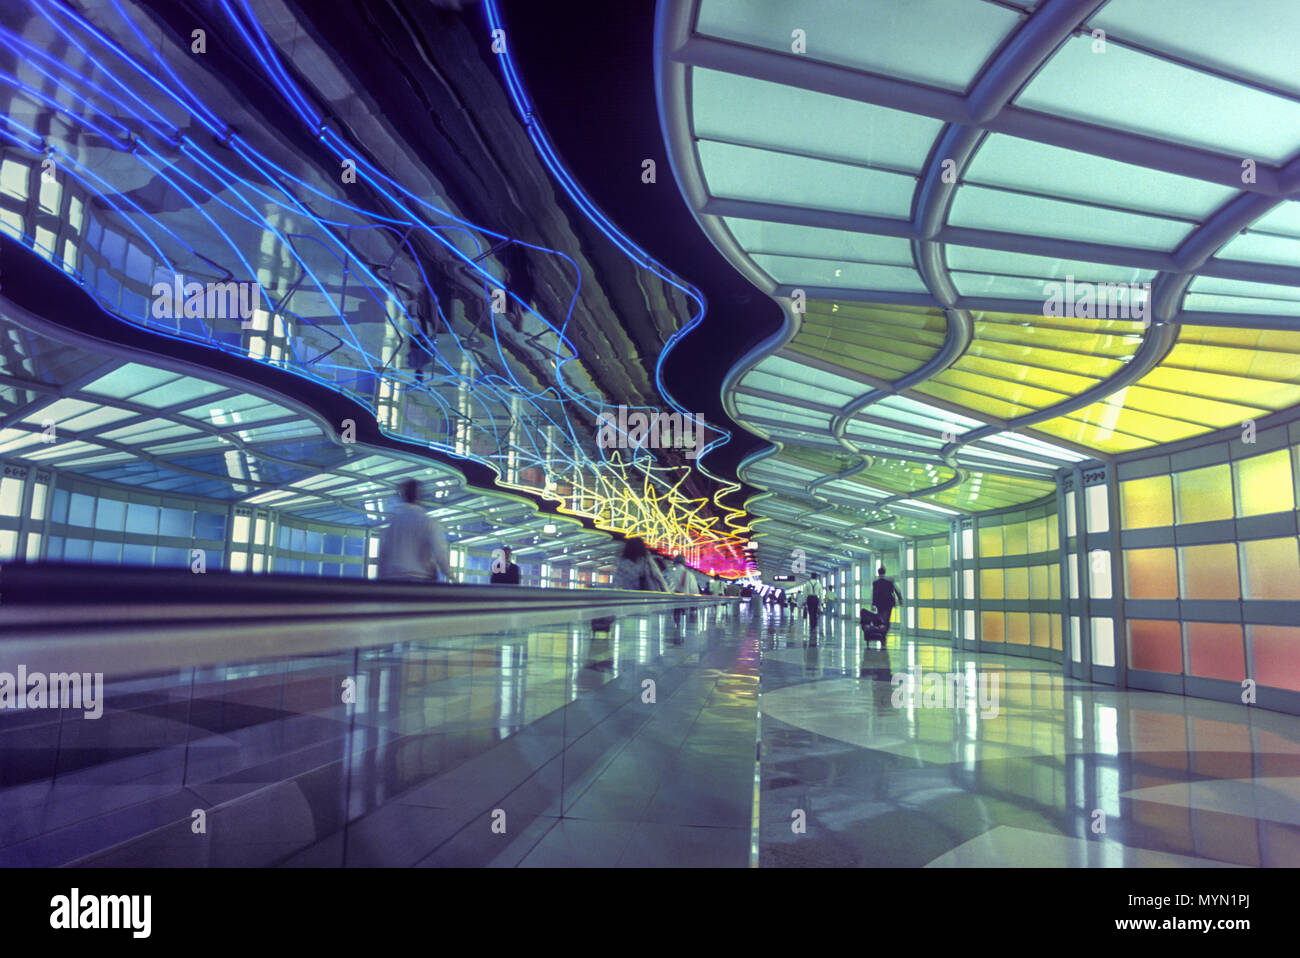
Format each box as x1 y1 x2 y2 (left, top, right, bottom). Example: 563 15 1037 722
665 554 700 594
377 479 453 582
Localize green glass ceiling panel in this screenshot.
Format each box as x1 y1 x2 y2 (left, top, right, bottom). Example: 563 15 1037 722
1187 276 1300 309
82 364 181 400
945 246 1155 288
57 406 139 432
948 184 1193 250
1181 293 1300 317
236 422 322 442
695 0 1020 92
964 134 1235 219
724 218 915 266
1029 319 1300 453
859 458 955 490
1214 231 1300 268
738 395 826 426
180 396 293 426
130 378 229 408
21 398 95 424
99 419 199 443
789 303 947 381
1017 35 1300 163
697 140 916 219
744 355 862 402
750 254 928 293
979 431 1088 463
887 515 950 536
873 394 984 431
0 429 52 455
844 420 946 450
1246 202 1300 239
786 331 932 382
956 447 1063 472
21 439 103 461
1092 0 1300 100
777 446 859 476
693 69 943 171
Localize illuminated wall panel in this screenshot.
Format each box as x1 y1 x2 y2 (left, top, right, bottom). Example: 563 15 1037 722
1031 612 1051 648
1005 566 1029 600
1249 626 1300 692
1003 520 1028 556
1240 537 1300 600
1233 448 1295 517
904 531 953 637
1120 474 1173 529
1124 547 1178 600
1173 463 1233 524
980 567 1004 599
1186 621 1245 682
1178 542 1240 600
978 525 1003 557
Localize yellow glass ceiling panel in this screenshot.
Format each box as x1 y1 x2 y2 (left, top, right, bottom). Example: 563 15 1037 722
927 472 1055 509
1028 418 1152 453
949 347 1120 388
1022 324 1300 454
927 367 1075 409
967 311 1144 357
911 381 1035 419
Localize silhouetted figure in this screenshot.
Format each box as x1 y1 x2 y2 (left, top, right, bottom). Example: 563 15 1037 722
870 565 902 640
490 544 520 584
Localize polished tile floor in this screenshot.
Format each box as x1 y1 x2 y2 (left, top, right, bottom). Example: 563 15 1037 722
2 601 1298 866
0 604 758 867
758 609 1300 867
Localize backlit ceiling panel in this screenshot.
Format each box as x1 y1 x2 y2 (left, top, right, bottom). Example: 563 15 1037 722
657 0 1300 573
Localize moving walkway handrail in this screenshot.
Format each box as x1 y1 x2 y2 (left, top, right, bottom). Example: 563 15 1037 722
0 562 729 678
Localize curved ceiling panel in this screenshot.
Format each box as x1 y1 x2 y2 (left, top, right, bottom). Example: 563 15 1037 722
657 0 1300 573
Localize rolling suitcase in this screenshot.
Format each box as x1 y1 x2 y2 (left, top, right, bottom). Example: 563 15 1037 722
860 606 888 644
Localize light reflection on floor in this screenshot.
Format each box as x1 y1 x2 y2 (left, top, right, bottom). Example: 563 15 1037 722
3 600 1298 866
756 608 1300 867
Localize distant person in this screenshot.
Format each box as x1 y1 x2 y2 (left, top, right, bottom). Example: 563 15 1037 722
612 538 669 591
805 572 822 632
490 545 521 584
377 479 453 582
872 566 903 634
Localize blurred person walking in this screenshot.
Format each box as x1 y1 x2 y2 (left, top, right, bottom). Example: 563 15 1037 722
378 479 453 583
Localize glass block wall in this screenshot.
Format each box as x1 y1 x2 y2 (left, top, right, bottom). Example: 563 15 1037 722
1118 426 1300 710
954 497 1064 661
905 534 951 639
1 463 616 588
